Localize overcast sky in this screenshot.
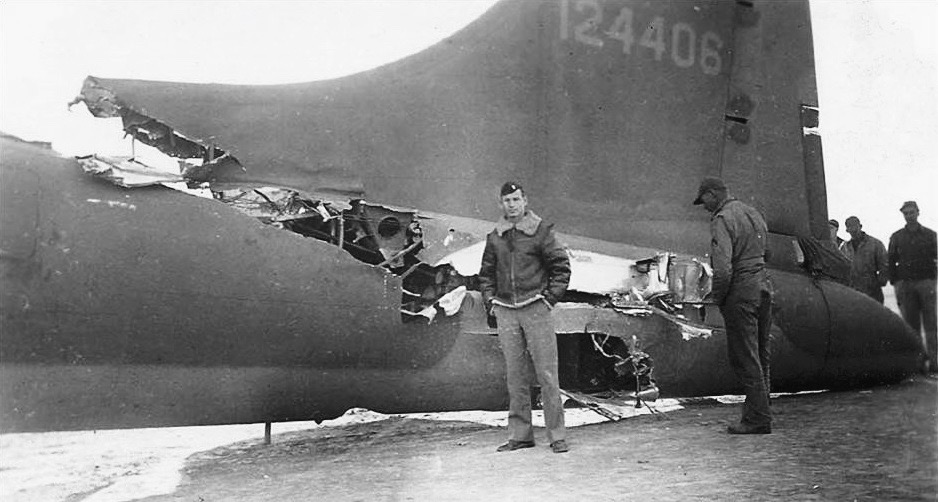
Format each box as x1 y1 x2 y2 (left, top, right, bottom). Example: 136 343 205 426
1 0 935 243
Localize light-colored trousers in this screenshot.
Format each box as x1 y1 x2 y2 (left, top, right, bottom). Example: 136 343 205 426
494 301 566 443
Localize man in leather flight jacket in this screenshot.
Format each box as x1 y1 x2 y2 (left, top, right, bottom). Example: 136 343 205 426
479 181 572 454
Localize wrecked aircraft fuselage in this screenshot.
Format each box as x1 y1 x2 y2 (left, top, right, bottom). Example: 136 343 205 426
0 0 927 432
0 128 923 432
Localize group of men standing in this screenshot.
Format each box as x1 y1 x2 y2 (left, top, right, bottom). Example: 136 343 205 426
830 202 937 371
480 178 935 453
829 216 888 302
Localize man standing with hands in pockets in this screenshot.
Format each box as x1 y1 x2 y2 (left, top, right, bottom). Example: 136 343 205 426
479 181 572 453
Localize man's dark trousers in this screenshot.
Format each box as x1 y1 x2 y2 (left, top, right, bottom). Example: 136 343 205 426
896 278 937 368
720 273 773 427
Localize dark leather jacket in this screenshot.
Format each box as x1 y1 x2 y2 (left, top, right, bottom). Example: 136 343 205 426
479 211 571 309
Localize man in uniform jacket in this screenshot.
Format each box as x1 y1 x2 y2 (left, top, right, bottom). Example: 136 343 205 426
843 216 889 303
694 177 772 434
888 201 937 373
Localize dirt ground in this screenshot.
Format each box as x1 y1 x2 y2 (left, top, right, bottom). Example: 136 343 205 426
138 375 937 502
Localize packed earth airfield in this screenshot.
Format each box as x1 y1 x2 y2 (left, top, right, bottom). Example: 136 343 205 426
1 376 936 501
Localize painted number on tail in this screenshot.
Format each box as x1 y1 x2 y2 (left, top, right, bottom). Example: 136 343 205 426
560 0 724 76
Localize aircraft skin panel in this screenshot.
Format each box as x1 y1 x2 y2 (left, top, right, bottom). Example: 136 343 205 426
0 138 465 371
0 332 508 432
76 1 822 256
79 0 740 254
719 0 820 240
541 0 735 254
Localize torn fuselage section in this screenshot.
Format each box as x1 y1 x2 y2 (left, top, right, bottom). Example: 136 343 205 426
213 187 473 321
71 77 471 321
72 77 238 185
551 254 715 416
71 78 716 413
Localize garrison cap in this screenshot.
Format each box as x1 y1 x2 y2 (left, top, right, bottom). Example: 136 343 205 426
693 177 726 205
900 201 918 212
500 181 524 196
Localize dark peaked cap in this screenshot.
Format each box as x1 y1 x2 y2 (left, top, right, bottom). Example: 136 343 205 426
500 181 523 196
693 177 726 205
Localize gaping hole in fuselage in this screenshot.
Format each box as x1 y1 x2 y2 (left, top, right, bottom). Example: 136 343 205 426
211 188 471 321
557 332 658 405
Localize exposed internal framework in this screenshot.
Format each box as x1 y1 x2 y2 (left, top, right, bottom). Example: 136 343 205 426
72 86 717 414
208 186 475 323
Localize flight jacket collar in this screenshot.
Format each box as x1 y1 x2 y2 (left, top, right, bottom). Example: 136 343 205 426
495 210 542 236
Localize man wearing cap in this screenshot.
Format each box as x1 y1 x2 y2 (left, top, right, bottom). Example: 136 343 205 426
829 219 847 254
694 177 772 434
887 201 937 372
479 181 572 453
843 216 889 303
